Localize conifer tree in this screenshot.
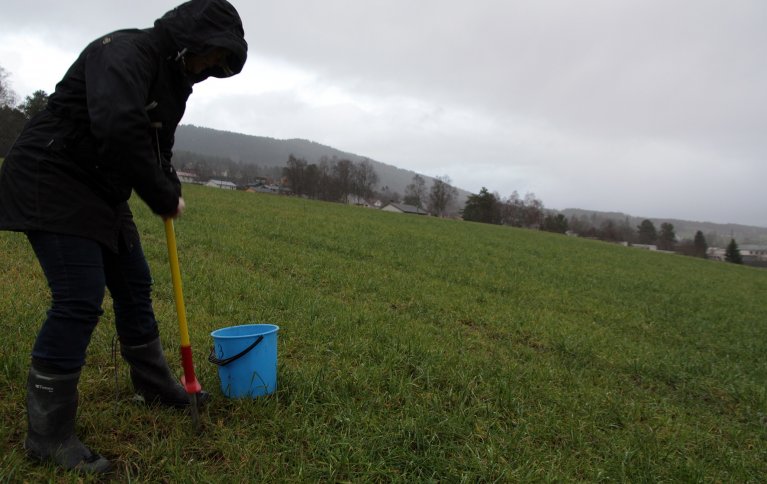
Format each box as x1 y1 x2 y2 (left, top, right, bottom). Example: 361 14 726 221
693 231 708 258
637 219 657 244
462 187 501 224
725 238 743 264
658 223 676 250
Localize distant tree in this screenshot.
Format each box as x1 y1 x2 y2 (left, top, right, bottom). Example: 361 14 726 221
333 158 354 203
403 174 427 208
497 191 547 228
316 158 335 201
0 105 26 156
194 160 215 180
283 154 308 195
637 219 658 245
462 187 501 224
693 231 708 258
522 192 544 228
229 160 259 185
617 217 637 243
541 213 569 234
675 239 695 257
657 223 676 251
20 90 49 119
428 175 457 217
283 156 380 204
375 185 400 204
0 66 25 155
304 163 321 199
567 214 592 235
0 66 17 107
725 239 743 264
351 159 379 201
598 219 622 242
500 191 525 227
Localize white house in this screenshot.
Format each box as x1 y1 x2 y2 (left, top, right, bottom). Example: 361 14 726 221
205 179 237 190
739 245 767 265
381 203 428 215
708 245 767 264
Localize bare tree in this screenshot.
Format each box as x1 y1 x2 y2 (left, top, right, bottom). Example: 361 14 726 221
317 157 335 201
500 191 525 227
351 158 379 202
404 174 427 208
599 219 621 242
377 185 400 204
333 158 353 203
283 154 307 195
428 175 457 217
0 66 17 108
522 192 544 228
304 163 321 199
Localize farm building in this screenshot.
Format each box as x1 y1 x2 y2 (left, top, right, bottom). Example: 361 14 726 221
176 171 198 184
381 203 428 215
205 179 237 190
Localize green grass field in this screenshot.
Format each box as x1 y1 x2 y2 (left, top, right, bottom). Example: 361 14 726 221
1 183 766 481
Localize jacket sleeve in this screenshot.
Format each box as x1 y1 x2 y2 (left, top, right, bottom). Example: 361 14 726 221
84 38 179 215
160 132 182 195
161 153 182 196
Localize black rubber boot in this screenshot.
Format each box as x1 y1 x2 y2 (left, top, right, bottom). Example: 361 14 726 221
25 366 112 474
120 336 209 408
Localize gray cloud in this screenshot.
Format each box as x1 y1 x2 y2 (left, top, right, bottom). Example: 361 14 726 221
1 0 765 226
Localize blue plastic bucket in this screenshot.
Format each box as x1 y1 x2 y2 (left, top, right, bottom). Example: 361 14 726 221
209 324 279 398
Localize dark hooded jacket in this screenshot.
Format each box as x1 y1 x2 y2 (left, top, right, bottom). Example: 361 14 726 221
0 0 247 252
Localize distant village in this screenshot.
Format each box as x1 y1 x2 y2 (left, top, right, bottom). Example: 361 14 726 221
179 170 767 269
178 170 436 214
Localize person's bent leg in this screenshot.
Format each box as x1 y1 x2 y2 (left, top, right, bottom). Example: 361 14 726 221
27 232 106 371
24 231 111 473
105 237 207 407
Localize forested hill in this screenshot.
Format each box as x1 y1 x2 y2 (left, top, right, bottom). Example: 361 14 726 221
172 125 766 243
176 124 365 166
174 124 448 197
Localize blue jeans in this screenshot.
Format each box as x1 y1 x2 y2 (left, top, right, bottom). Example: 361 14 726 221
26 231 160 372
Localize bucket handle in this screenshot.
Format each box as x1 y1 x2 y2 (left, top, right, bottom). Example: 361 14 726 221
208 335 264 367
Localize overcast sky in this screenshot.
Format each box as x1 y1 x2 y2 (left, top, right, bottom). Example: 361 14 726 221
1 0 765 226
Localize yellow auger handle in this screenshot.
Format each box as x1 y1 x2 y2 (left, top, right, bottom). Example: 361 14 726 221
164 218 191 347
164 218 202 428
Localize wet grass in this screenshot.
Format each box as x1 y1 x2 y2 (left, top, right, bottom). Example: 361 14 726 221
1 183 766 481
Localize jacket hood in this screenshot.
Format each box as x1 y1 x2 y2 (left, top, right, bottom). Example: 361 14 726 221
155 0 247 81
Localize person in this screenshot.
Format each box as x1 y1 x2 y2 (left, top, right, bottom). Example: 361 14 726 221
0 0 247 473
